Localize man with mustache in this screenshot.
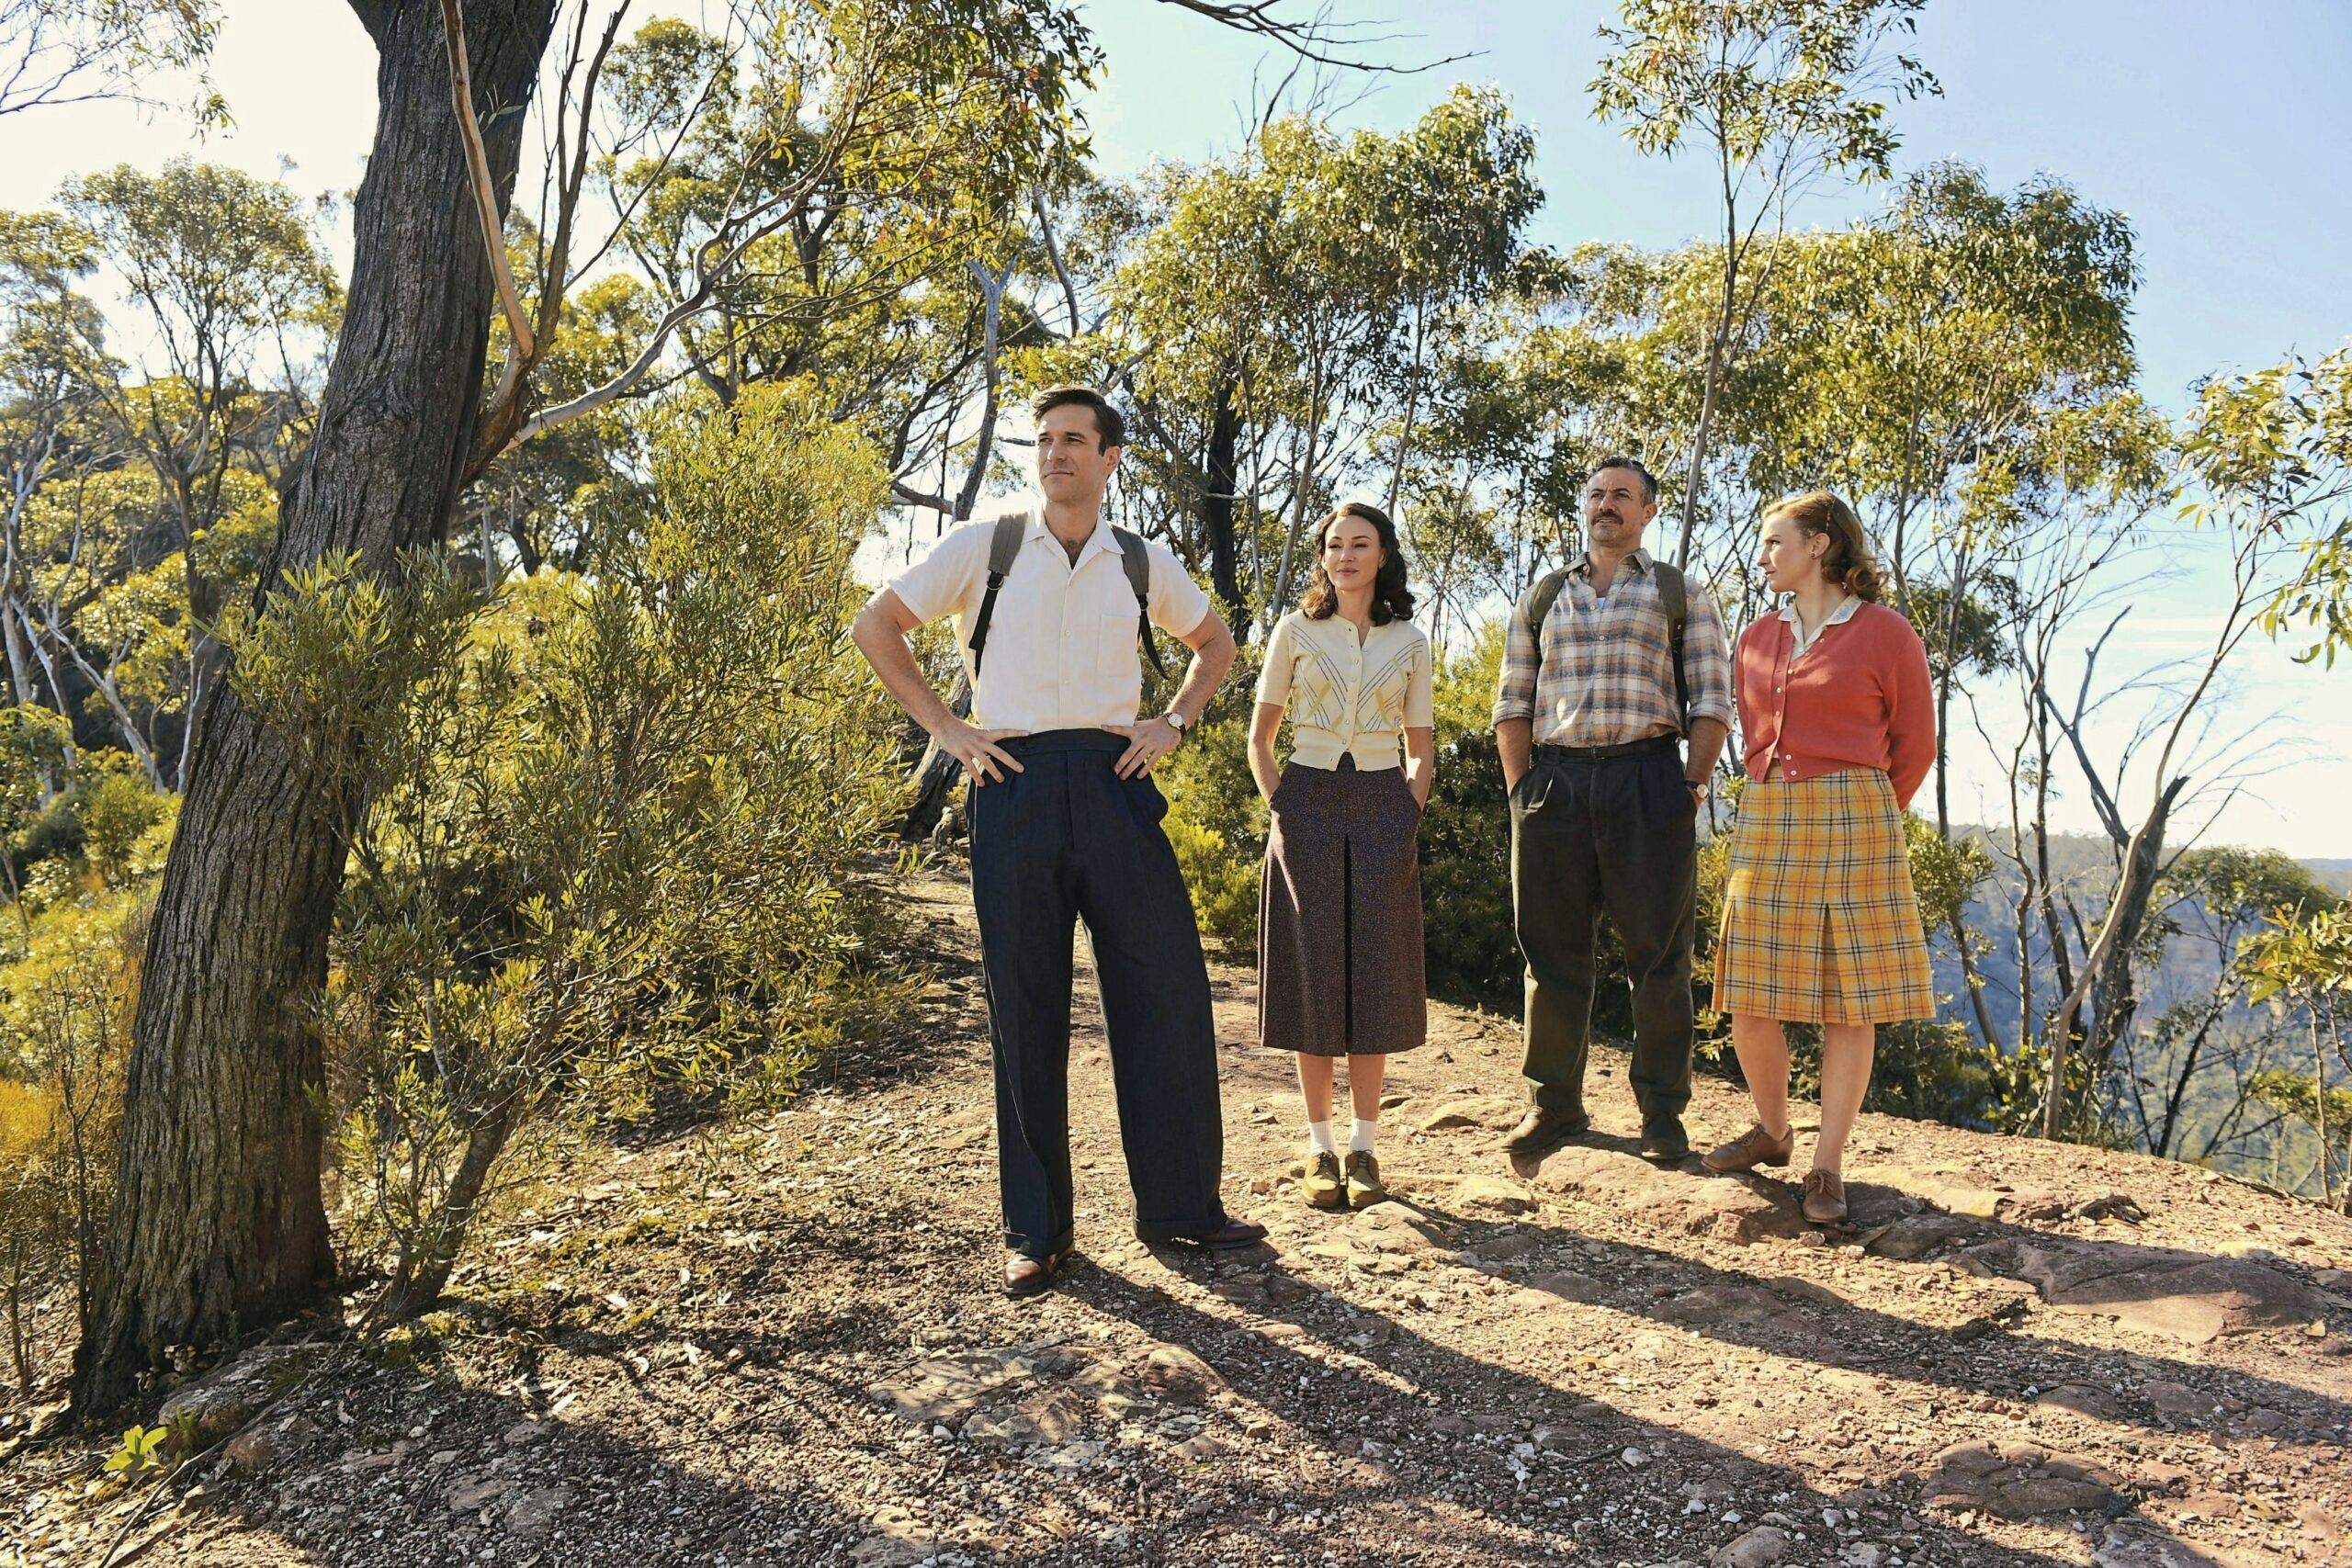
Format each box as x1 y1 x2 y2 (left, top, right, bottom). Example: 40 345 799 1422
1492 457 1735 1174
853 385 1267 1298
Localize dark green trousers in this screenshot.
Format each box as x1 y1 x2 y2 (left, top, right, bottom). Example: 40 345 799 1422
1508 739 1698 1119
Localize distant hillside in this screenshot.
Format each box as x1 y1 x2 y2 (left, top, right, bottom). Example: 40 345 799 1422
2307 858 2352 896
1931 831 2345 1044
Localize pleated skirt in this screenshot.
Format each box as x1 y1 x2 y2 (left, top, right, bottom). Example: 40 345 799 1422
1713 767 1937 1026
1258 759 1428 1056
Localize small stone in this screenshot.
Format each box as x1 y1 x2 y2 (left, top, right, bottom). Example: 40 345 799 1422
1136 1346 1225 1404
503 1486 572 1538
1033 1439 1105 1472
1175 1435 1223 1462
1620 1446 1650 1468
501 1419 548 1446
1840 1545 1883 1567
1453 1175 1537 1215
1712 1525 1792 1566
2033 1383 2125 1421
447 1473 512 1512
222 1431 277 1474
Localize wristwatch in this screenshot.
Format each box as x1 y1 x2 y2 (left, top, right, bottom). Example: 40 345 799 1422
1683 777 1709 800
1162 710 1188 744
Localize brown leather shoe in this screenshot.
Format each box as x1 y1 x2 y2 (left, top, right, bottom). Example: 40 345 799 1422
1302 1150 1345 1210
1505 1106 1590 1178
1802 1169 1848 1224
1702 1122 1795 1174
1003 1248 1069 1299
1342 1150 1386 1208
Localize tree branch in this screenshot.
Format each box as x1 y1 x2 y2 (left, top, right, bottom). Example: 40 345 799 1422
438 0 537 365
1151 0 1474 74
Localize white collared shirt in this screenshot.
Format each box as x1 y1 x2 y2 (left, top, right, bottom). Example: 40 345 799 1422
1780 593 1861 659
887 503 1213 733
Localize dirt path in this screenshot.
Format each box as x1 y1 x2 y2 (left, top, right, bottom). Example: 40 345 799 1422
8 873 2351 1568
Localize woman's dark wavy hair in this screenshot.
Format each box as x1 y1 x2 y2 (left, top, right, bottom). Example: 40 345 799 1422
1301 501 1415 624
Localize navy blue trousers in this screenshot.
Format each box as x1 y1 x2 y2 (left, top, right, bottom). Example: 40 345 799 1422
968 729 1229 1258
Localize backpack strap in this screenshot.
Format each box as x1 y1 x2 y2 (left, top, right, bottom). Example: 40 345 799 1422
1651 559 1690 736
1523 566 1570 644
1110 525 1169 675
965 512 1028 679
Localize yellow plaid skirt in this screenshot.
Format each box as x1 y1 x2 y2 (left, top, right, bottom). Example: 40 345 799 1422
1713 768 1936 1025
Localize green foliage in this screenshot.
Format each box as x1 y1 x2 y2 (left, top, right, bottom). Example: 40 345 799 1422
1156 712 1268 955
0 886 141 1374
232 382 906 1320
0 2 222 122
103 1422 169 1476
78 772 174 886
1160 807 1259 958
2179 347 2352 666
1418 628 1520 1009
1592 0 1937 178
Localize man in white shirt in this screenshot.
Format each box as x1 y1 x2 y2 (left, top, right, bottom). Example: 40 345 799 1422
852 386 1269 1297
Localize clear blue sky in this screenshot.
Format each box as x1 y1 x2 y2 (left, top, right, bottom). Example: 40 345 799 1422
1072 0 2352 857
3 0 2345 852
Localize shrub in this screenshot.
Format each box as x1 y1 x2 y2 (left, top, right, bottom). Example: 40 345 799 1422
1156 712 1266 955
0 891 143 1385
235 382 906 1322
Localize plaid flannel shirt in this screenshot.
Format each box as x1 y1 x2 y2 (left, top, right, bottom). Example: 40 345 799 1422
1491 548 1735 745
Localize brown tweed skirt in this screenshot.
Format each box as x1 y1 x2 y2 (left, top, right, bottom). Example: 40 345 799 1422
1258 759 1427 1056
1713 767 1936 1026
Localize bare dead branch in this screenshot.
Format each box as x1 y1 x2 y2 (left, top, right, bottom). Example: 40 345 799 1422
438 0 537 365
1152 0 1474 75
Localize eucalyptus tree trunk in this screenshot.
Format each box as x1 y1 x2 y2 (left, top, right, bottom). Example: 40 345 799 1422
73 0 559 1414
1203 376 1244 625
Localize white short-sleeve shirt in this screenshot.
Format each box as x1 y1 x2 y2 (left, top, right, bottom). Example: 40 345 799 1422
887 504 1214 734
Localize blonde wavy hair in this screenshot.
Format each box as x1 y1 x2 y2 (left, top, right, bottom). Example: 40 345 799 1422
1764 491 1884 603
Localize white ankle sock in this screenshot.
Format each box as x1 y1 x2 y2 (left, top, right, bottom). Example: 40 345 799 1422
1307 1119 1337 1156
1350 1117 1377 1155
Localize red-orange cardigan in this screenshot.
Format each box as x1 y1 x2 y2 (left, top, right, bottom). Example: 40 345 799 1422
1734 600 1937 810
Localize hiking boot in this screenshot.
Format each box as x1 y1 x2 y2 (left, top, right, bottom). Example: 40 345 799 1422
1302 1150 1345 1211
1638 1114 1690 1165
1702 1122 1795 1174
1802 1169 1849 1224
1505 1106 1590 1178
1343 1150 1386 1208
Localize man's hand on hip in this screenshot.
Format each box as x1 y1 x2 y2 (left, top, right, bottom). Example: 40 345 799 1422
932 716 1026 785
1108 717 1182 779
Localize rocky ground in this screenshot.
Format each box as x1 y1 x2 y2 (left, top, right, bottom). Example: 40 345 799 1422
5 873 2350 1568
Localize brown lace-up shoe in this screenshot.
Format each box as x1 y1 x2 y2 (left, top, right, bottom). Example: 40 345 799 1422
1802 1168 1849 1224
1504 1106 1591 1178
1302 1150 1345 1210
1343 1150 1386 1208
1702 1122 1795 1174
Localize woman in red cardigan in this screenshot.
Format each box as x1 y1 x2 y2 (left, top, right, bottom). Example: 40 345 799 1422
1702 491 1937 1224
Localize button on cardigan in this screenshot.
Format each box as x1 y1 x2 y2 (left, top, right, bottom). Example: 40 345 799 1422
1254 609 1433 771
1735 599 1936 809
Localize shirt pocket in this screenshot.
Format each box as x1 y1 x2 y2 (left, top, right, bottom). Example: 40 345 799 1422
1097 611 1143 682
